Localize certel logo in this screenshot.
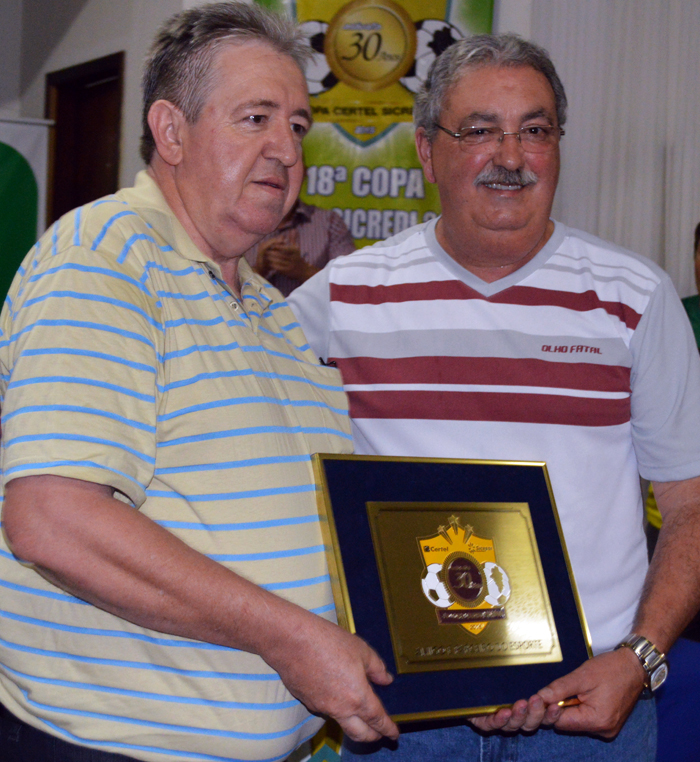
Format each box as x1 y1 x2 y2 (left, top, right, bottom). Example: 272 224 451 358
424 545 448 552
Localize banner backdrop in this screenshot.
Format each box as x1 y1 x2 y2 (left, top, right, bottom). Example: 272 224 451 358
0 118 50 301
257 0 493 248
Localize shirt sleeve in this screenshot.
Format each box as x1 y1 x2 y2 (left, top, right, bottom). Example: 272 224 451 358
0 246 161 507
630 274 700 482
286 265 332 363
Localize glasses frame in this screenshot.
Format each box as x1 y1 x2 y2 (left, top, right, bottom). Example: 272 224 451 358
434 122 565 154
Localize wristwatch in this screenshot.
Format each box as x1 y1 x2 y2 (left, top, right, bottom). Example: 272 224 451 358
615 633 669 694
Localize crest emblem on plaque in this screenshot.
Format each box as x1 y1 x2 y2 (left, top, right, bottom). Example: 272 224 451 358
418 515 511 635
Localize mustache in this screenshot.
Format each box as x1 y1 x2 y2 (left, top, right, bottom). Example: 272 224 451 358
474 166 538 187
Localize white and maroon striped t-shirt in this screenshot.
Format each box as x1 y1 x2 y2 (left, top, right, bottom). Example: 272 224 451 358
289 219 700 653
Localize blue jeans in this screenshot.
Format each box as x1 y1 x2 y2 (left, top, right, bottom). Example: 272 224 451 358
343 699 656 761
0 703 135 762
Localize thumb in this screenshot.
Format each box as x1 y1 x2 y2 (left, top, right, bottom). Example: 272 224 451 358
538 670 582 705
365 647 394 686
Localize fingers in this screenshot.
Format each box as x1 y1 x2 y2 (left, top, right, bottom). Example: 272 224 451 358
469 706 514 732
518 695 546 732
334 667 399 743
335 695 398 743
266 248 300 266
266 245 297 258
340 705 398 744
340 714 383 743
360 696 399 741
542 700 563 726
537 652 644 738
538 674 578 707
471 653 645 739
257 238 295 274
470 695 547 733
343 644 398 741
259 236 286 254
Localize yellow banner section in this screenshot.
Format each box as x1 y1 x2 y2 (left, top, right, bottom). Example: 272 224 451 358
280 0 494 249
298 0 450 141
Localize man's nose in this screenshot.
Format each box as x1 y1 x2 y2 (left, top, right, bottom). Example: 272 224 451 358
264 122 301 167
492 131 526 169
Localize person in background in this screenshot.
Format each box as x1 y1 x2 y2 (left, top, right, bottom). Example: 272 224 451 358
647 223 700 539
0 4 397 761
289 33 700 761
245 198 355 296
681 221 700 349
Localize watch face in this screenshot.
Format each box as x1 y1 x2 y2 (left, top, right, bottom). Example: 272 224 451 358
650 662 669 692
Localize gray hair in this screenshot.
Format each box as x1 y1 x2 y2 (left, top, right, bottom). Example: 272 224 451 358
140 1 311 164
414 33 567 142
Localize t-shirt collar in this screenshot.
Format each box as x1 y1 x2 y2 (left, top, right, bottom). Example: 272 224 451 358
424 215 568 297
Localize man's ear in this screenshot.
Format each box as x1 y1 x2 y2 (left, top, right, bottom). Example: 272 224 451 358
147 100 186 167
415 127 436 184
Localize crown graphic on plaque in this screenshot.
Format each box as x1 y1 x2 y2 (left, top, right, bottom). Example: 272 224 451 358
417 515 511 636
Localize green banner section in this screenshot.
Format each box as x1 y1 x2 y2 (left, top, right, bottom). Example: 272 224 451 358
0 142 38 301
302 121 439 246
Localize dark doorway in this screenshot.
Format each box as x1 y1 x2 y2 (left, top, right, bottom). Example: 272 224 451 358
45 52 124 224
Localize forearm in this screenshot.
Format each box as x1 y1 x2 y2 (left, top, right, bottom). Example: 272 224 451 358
633 476 700 651
500 476 700 738
3 475 314 658
3 473 399 742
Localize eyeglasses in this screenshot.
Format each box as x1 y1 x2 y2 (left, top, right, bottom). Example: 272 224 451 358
434 123 565 154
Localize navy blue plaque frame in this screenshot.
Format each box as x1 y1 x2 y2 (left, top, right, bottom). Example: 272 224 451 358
313 454 592 722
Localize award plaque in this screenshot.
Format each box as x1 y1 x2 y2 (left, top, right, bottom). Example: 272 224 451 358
313 455 591 722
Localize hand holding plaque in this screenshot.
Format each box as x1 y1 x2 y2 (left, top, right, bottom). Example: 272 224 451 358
261 594 399 742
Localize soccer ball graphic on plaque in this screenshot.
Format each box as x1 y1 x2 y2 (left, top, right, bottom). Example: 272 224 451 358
420 562 454 608
483 561 511 607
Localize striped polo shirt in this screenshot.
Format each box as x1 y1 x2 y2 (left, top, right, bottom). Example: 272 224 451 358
289 218 700 655
0 171 352 762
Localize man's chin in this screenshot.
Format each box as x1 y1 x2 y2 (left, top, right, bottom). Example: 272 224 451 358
238 206 289 238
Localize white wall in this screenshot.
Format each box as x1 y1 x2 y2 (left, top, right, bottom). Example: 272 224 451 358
19 0 182 188
493 0 532 37
120 0 185 184
0 0 23 119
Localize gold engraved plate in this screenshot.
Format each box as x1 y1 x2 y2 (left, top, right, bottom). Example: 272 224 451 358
324 0 417 92
367 502 562 674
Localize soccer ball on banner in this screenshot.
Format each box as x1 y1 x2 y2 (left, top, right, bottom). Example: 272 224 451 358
400 19 463 94
421 562 454 608
299 20 339 96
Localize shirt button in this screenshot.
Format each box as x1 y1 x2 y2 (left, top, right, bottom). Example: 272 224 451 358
229 301 239 311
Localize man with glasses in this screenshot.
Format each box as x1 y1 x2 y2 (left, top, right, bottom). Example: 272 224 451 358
289 33 700 761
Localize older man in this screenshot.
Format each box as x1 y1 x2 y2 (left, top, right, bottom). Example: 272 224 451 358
289 34 700 760
0 4 398 761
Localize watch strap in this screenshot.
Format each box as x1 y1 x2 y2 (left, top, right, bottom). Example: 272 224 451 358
615 633 669 692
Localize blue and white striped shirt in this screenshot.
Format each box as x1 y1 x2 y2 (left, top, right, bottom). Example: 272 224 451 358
0 171 352 762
